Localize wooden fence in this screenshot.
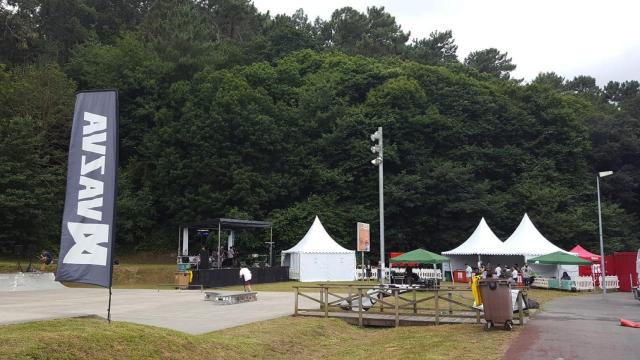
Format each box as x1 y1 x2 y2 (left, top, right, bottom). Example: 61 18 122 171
293 284 528 328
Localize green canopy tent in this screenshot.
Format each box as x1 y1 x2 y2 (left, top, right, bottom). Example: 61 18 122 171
389 249 452 283
529 251 591 281
528 251 592 265
389 248 450 264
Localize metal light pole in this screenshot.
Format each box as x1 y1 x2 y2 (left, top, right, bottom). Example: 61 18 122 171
370 127 385 283
597 170 613 294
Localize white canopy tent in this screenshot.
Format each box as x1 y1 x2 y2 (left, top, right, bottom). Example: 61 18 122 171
499 213 576 278
500 214 571 257
442 217 521 274
281 216 356 282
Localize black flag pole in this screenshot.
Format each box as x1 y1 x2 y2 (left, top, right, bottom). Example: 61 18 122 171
107 91 119 323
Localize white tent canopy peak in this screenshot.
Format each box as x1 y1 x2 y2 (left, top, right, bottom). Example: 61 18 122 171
442 217 505 255
500 213 571 257
282 216 354 254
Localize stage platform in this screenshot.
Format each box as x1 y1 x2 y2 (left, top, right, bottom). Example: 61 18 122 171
191 267 289 287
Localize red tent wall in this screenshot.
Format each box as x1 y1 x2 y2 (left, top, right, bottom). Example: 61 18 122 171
612 252 638 292
605 255 616 276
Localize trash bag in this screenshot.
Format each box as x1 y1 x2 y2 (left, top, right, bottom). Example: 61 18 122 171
526 298 540 309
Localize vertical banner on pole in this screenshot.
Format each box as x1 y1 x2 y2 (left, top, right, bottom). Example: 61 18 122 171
357 223 370 280
56 90 118 288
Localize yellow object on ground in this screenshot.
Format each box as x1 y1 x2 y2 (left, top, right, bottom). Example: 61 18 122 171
188 270 193 283
471 275 483 306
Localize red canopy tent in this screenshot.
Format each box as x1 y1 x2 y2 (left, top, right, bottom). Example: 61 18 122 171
570 245 601 277
570 245 601 262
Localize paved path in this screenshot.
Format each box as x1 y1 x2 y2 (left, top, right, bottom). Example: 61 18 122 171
504 292 640 360
0 287 313 334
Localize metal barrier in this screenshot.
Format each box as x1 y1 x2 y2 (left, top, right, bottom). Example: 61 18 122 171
533 276 597 291
574 276 594 291
532 277 549 289
599 275 620 290
356 268 443 281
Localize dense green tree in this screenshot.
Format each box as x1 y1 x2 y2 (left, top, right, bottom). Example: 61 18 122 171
317 6 409 57
405 30 458 65
532 72 565 90
464 48 516 79
0 63 76 253
1 2 640 257
565 75 601 98
0 1 41 63
604 80 640 104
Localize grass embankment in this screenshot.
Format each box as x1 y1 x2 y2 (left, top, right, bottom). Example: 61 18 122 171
0 316 516 360
0 254 176 288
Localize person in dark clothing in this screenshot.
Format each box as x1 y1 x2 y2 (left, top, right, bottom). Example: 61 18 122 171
199 246 210 270
561 271 571 281
39 250 53 272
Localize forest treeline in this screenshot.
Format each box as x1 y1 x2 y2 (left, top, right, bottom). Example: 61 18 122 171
1 0 639 257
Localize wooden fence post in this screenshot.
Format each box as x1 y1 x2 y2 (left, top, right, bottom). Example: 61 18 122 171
348 286 352 309
394 289 400 327
412 288 417 314
324 286 329 318
447 291 452 314
358 288 363 327
434 288 440 325
294 287 299 316
320 287 324 312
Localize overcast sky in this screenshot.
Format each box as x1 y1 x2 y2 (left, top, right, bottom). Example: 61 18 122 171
252 0 640 86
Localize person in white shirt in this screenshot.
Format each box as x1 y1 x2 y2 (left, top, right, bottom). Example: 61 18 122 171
495 265 502 278
239 266 252 292
465 264 473 287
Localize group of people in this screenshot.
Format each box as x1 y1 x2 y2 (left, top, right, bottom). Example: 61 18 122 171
198 245 239 269
465 262 534 286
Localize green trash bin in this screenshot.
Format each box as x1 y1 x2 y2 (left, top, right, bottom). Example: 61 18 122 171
479 278 513 331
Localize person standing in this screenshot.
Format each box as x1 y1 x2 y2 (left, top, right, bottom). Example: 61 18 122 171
39 250 52 272
511 265 519 284
228 246 235 267
239 265 252 292
522 263 531 285
465 263 473 288
199 245 210 270
495 264 502 278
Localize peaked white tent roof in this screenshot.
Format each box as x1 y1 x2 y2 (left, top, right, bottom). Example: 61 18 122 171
499 213 570 257
443 217 505 255
282 216 354 254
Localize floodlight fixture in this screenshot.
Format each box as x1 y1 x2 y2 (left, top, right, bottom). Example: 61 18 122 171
370 130 381 142
599 171 613 177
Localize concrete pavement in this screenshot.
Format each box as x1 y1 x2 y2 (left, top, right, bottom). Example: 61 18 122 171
503 292 640 360
0 287 313 334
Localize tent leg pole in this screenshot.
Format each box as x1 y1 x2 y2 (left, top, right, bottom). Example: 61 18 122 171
217 223 221 268
450 261 454 284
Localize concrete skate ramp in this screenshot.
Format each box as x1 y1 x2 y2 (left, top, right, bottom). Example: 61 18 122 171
0 272 65 292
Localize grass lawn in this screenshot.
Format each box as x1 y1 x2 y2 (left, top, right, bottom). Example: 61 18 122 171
0 315 517 360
